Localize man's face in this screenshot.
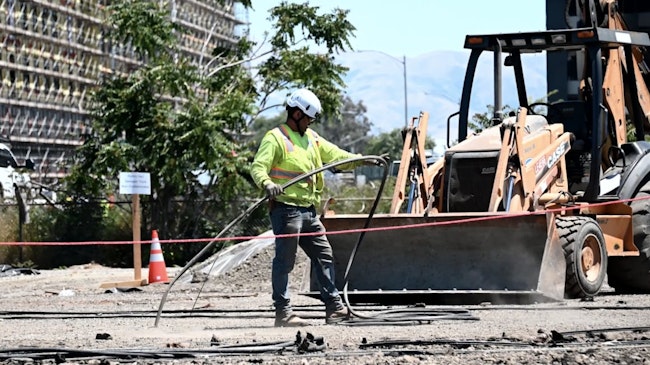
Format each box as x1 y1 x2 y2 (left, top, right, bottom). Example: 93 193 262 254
297 112 314 135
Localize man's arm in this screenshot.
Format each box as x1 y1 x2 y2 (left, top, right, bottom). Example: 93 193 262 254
251 131 283 189
317 137 362 171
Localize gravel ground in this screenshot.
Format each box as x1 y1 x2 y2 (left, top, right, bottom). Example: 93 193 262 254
1 245 650 364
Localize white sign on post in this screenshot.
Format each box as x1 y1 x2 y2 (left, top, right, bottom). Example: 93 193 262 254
119 172 152 195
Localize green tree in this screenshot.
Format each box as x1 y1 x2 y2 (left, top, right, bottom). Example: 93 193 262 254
311 96 371 149
364 128 436 161
67 1 254 242
470 104 514 133
65 0 356 243
470 92 559 134
249 113 286 144
250 1 356 122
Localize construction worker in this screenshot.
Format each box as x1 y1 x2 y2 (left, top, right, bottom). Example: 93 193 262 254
251 88 383 327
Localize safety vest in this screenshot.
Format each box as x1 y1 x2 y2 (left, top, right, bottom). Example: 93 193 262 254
268 124 324 207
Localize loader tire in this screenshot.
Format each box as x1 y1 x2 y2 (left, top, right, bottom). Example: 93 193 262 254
557 216 607 299
608 179 650 293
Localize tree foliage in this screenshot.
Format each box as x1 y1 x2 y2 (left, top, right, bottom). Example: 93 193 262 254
249 113 286 144
311 96 372 149
470 104 514 134
469 92 559 134
364 129 436 161
65 0 357 241
252 2 356 121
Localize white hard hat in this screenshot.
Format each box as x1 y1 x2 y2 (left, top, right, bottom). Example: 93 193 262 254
286 88 322 118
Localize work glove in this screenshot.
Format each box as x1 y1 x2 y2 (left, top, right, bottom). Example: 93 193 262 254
364 153 390 166
264 182 284 198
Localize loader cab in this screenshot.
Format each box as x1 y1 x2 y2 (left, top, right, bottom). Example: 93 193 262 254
545 100 593 193
542 101 589 142
449 27 650 204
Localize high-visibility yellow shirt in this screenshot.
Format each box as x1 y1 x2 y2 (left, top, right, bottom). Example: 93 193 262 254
251 124 360 208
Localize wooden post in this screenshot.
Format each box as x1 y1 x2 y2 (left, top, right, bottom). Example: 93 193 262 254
101 172 150 288
132 193 142 281
100 193 148 288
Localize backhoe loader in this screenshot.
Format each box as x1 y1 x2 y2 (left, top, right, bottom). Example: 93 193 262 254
308 0 650 304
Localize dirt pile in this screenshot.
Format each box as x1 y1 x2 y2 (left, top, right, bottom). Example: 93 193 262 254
188 238 311 295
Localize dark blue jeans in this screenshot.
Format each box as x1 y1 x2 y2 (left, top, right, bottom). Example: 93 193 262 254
270 202 343 317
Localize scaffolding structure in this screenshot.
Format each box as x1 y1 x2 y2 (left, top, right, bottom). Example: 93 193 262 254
0 0 244 182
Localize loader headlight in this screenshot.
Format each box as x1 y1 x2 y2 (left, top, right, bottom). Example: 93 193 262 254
531 37 546 46
511 38 527 46
551 34 567 44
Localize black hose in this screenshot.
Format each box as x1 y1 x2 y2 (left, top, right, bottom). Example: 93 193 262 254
154 155 388 327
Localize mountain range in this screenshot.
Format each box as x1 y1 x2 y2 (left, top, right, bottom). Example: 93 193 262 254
335 50 548 151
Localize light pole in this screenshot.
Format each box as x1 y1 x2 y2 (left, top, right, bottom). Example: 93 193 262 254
357 50 408 128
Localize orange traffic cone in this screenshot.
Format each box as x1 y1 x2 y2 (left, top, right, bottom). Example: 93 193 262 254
148 230 169 284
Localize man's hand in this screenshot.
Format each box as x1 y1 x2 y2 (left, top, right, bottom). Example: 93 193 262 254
364 153 390 166
264 182 284 198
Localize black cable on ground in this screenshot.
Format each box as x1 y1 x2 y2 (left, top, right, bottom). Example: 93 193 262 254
155 155 387 327
0 335 322 360
558 325 650 336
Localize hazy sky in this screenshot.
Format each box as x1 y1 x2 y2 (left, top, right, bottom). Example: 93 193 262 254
245 0 548 57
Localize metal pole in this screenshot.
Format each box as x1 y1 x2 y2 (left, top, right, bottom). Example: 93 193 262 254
403 55 408 128
493 40 503 121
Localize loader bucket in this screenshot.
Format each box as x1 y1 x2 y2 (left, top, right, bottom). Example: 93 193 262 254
306 212 566 305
